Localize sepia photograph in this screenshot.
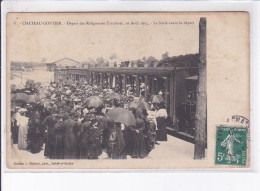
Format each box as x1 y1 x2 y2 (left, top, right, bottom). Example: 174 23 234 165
6 12 249 169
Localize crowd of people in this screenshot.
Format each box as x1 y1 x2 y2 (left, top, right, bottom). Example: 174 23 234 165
11 79 168 160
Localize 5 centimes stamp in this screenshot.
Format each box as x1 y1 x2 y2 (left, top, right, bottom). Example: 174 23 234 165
215 126 248 166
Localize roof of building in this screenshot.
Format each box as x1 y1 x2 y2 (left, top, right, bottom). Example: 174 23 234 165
47 58 80 67
56 66 188 76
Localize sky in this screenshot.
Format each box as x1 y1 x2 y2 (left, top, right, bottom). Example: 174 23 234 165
7 13 199 63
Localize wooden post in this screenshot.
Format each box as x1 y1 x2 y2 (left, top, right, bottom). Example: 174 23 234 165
120 75 123 93
155 77 159 94
98 73 100 85
123 74 127 95
100 73 104 87
131 76 134 90
194 18 207 159
136 75 140 97
54 69 57 82
165 76 169 113
151 77 155 94
90 72 93 86
109 73 113 89
94 72 97 85
169 74 175 126
115 75 118 89
145 75 149 98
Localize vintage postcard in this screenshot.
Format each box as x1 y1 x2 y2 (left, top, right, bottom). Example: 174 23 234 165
5 12 250 169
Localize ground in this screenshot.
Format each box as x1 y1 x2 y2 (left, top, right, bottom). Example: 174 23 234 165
11 135 194 160
10 70 54 86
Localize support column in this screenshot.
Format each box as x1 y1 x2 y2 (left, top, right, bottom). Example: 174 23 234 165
194 18 207 159
109 73 113 89
145 75 149 98
90 72 93 86
130 76 134 90
169 75 175 126
123 74 127 95
136 75 140 97
151 77 155 94
155 77 159 94
115 75 118 89
118 75 122 93
97 73 100 85
101 73 104 87
165 77 170 113
54 69 58 82
94 72 97 85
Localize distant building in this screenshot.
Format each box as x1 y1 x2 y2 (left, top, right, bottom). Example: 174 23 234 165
34 63 48 70
120 60 130 67
46 63 56 71
109 59 121 67
45 58 81 71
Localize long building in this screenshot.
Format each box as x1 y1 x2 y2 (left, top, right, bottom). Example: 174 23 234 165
54 66 198 143
54 17 207 159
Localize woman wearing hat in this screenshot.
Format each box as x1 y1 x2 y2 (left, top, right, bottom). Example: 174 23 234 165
17 108 29 150
129 108 148 159
155 103 168 141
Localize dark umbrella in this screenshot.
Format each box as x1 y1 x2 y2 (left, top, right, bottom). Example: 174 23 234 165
65 80 74 86
39 87 49 94
33 82 41 89
11 94 16 101
16 93 28 101
26 80 34 87
129 101 150 110
11 103 16 112
85 96 104 108
150 95 164 103
107 108 136 126
11 84 16 91
27 95 42 104
106 92 122 101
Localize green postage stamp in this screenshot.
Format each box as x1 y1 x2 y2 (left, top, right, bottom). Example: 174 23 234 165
215 126 248 166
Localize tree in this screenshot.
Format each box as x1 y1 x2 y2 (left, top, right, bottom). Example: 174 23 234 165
162 51 169 59
130 61 136 67
146 56 158 67
136 59 144 67
96 56 105 67
109 53 117 60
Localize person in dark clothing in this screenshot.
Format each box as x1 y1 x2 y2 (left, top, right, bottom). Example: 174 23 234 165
130 118 148 158
78 107 105 159
11 111 19 144
107 122 126 159
141 109 155 154
42 113 57 158
53 116 64 159
78 115 91 159
63 114 78 159
27 117 44 153
129 108 148 158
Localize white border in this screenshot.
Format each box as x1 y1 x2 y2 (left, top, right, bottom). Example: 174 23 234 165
1 0 259 174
